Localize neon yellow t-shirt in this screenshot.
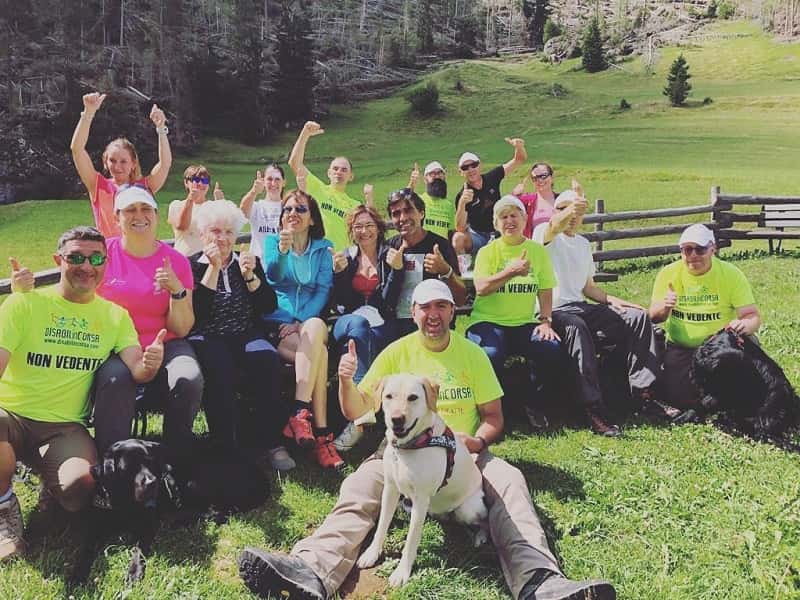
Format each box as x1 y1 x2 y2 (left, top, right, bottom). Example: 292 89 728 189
358 332 503 435
420 192 455 240
0 288 140 424
651 257 756 348
469 237 556 327
305 171 361 251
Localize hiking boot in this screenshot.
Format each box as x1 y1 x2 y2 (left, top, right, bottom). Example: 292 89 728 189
333 422 364 453
283 408 315 449
0 492 26 561
587 411 622 438
314 434 345 471
239 547 327 600
642 399 682 421
520 569 616 600
267 446 296 472
525 406 550 432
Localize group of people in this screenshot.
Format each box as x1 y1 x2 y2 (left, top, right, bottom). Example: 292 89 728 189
0 96 764 600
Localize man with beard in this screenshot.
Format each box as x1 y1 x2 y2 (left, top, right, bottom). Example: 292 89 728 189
238 279 617 600
408 161 454 241
384 189 466 334
288 121 375 251
452 138 528 263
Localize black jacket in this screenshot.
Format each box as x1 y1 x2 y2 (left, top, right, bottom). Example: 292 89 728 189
332 244 405 320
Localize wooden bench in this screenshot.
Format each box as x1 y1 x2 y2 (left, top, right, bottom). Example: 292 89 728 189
760 203 800 253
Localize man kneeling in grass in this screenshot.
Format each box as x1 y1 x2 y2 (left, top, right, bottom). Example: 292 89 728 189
0 227 165 560
239 279 616 600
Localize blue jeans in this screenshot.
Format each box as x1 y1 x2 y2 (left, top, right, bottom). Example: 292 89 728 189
468 227 493 256
466 321 563 409
332 314 401 383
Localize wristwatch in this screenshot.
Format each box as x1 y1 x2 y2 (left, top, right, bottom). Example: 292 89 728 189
438 266 454 281
539 315 552 324
170 288 187 300
156 125 169 135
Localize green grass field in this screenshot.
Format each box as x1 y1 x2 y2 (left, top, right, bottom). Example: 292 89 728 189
1 20 800 600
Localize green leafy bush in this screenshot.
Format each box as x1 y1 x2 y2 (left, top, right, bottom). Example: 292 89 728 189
406 82 441 115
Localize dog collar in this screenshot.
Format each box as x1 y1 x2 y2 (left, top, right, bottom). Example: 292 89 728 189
393 426 457 490
162 472 182 509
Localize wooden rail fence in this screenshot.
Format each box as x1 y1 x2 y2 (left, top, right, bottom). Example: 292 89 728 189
2 187 799 295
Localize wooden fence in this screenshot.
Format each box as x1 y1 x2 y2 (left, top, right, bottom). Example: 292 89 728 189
3 187 799 295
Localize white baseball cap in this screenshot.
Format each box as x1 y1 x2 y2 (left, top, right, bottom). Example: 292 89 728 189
679 224 715 247
114 185 158 211
458 152 480 168
424 161 446 176
493 195 526 220
411 279 455 305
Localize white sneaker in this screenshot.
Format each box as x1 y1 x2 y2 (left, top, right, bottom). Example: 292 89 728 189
333 422 364 453
267 446 296 472
0 493 26 561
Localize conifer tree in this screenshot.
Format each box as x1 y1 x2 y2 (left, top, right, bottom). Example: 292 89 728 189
663 54 692 106
581 17 606 72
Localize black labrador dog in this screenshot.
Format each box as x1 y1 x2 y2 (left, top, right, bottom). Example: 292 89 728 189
678 328 800 448
70 437 270 587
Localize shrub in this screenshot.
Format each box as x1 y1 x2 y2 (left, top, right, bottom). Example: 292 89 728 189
454 79 464 92
718 2 735 18
619 98 631 110
406 82 440 115
703 96 714 105
582 17 607 72
549 83 568 97
663 54 692 106
704 0 718 18
543 19 561 43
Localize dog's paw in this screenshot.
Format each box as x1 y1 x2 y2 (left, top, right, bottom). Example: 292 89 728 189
357 544 382 569
388 562 412 587
473 527 488 548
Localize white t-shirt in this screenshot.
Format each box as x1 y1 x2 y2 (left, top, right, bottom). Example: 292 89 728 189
168 199 208 256
249 199 283 260
395 253 425 319
532 224 594 307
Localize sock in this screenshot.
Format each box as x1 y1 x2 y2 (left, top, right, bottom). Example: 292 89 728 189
293 400 311 415
314 426 330 438
0 487 14 503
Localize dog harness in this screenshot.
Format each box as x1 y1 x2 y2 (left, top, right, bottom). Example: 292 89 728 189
393 426 457 490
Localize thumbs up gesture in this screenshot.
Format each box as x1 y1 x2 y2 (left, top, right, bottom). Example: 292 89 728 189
458 184 475 208
9 257 34 293
154 256 182 294
329 247 348 273
82 92 107 115
363 183 375 208
142 329 167 375
213 181 225 200
149 104 167 128
409 162 420 189
507 248 530 277
338 339 358 380
239 244 256 278
664 282 677 309
386 240 407 271
251 170 266 195
424 243 449 275
278 229 293 254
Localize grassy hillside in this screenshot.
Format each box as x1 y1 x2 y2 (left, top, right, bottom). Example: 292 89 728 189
2 21 799 271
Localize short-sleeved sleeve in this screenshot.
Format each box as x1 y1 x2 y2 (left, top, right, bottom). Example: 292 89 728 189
113 308 142 354
728 264 756 308
0 294 29 353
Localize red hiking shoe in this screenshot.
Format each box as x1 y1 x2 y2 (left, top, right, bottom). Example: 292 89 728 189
283 408 315 449
314 434 345 471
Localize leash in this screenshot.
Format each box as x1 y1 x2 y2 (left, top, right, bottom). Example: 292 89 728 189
393 426 457 490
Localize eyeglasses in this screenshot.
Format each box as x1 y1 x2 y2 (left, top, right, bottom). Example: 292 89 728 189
353 223 377 232
283 205 309 214
680 245 712 256
187 175 210 185
61 252 107 266
460 162 480 171
532 172 551 181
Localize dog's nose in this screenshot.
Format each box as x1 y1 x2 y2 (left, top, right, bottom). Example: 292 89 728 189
391 416 406 430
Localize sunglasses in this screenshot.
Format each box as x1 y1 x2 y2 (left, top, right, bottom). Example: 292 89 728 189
61 252 107 266
283 204 309 214
680 245 711 256
532 172 551 181
460 162 480 171
187 175 210 185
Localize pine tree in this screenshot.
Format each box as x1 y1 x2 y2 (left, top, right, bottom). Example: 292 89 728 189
275 0 316 127
522 0 549 49
663 54 692 106
581 17 606 72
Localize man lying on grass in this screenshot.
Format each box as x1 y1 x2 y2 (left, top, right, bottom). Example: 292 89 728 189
239 279 616 600
0 227 166 560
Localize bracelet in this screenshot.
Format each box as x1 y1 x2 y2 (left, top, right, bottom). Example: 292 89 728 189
477 436 488 452
539 315 552 324
244 276 256 283
156 125 169 135
170 288 187 300
438 266 454 281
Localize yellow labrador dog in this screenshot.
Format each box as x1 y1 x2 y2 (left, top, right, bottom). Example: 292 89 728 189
357 374 488 587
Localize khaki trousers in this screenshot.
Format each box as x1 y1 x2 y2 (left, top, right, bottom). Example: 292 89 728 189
292 449 562 599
